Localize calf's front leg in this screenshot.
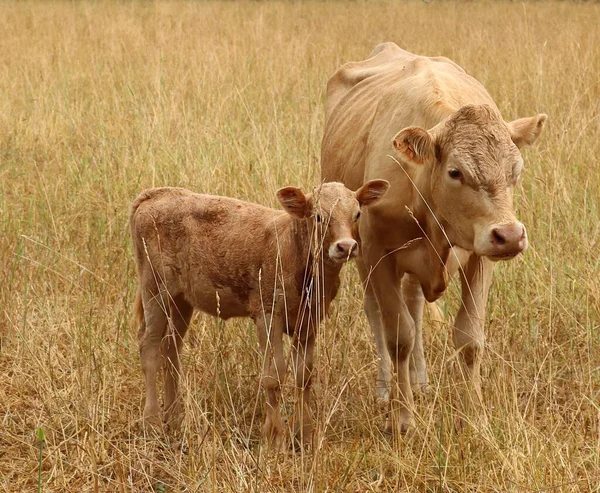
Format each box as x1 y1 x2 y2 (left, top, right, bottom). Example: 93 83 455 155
256 315 287 449
291 329 315 447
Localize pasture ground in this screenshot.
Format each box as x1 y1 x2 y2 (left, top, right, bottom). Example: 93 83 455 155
1 1 599 491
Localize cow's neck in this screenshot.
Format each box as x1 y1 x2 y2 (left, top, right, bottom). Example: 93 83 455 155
404 162 452 301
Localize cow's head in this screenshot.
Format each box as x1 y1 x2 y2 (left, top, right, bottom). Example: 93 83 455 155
392 104 546 260
277 180 390 263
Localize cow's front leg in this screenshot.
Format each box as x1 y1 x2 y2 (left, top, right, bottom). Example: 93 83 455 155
357 258 392 404
291 329 315 448
454 254 494 407
402 274 428 394
256 315 287 450
365 251 415 434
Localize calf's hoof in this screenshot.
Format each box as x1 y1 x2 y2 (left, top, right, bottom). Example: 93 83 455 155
293 424 314 451
262 422 286 452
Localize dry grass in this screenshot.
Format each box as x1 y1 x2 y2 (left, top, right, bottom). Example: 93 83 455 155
1 1 599 491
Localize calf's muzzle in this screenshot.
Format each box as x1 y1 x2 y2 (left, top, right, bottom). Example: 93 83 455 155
329 239 358 262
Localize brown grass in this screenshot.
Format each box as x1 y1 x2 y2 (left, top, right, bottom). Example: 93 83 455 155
1 1 599 491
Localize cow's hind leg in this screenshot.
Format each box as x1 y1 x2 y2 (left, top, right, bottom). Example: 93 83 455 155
163 295 193 430
139 292 169 426
357 258 392 404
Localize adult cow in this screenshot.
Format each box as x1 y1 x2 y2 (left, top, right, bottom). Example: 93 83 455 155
321 43 546 432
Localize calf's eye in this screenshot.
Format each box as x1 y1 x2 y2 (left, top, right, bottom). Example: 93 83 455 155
315 214 322 223
354 211 361 221
448 169 462 180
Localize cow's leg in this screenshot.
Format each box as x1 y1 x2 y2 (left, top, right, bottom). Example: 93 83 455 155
364 250 415 434
163 296 193 429
291 329 315 447
453 253 494 405
139 292 168 425
256 315 286 449
402 274 428 393
357 258 392 404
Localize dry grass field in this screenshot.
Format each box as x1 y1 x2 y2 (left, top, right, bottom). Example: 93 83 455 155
1 1 599 491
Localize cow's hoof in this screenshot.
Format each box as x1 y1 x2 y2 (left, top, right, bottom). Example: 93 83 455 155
164 412 183 432
411 381 431 397
375 387 391 408
143 405 163 430
384 416 416 437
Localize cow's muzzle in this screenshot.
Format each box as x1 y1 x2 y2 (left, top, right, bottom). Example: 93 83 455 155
478 222 528 260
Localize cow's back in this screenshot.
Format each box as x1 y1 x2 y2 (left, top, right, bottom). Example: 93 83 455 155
321 42 498 188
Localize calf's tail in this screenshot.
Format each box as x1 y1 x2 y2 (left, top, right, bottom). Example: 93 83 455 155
134 287 144 330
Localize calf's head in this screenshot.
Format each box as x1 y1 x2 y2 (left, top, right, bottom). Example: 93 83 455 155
393 104 547 260
277 180 390 263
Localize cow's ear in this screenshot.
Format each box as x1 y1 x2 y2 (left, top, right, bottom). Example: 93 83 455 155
392 126 435 166
508 114 547 149
276 187 310 218
356 179 390 207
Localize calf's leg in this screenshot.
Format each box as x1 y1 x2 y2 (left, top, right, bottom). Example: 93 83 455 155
163 296 193 429
256 315 286 449
139 292 169 425
291 330 315 447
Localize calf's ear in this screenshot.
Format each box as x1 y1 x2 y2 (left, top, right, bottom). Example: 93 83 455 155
392 126 435 166
276 187 310 218
508 113 547 148
356 179 390 207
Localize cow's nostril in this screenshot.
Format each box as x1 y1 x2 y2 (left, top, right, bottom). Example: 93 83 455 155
336 243 347 253
491 228 506 246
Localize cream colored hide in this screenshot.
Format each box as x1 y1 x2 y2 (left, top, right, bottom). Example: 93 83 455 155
130 181 389 448
321 42 546 433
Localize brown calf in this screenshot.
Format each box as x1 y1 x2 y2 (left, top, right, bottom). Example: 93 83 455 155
130 181 389 447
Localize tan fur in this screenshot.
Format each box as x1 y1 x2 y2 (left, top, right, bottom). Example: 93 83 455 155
321 43 547 433
130 181 388 447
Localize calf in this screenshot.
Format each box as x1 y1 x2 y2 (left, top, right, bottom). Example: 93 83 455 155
130 181 389 447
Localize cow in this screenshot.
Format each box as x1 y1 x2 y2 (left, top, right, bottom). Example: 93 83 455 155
130 181 389 447
321 42 547 433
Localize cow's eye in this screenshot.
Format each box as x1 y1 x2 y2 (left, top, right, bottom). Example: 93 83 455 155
315 214 322 223
354 211 361 222
448 169 462 180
